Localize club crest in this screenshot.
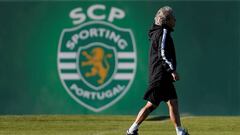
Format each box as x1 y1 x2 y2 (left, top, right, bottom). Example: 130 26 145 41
57 8 136 112
78 43 117 90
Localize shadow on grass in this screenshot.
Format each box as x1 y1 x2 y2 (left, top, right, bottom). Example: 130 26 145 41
146 116 170 121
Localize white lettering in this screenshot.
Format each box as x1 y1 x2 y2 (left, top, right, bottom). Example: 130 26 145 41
72 34 79 44
79 30 89 40
69 8 86 25
70 84 126 100
108 7 125 22
89 28 98 37
98 28 106 37
87 4 106 20
66 41 75 50
66 27 128 50
118 39 128 50
109 31 120 43
70 5 125 25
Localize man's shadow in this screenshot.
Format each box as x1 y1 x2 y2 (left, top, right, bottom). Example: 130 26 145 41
146 116 170 121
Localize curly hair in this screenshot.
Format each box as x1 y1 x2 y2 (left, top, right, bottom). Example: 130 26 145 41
154 6 174 26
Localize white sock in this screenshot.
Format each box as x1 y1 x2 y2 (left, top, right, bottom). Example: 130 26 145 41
176 126 183 135
128 122 139 133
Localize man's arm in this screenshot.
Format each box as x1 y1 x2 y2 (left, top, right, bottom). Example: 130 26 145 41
158 28 179 81
158 28 175 72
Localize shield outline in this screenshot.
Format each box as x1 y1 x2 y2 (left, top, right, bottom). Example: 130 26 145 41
57 21 137 112
77 42 118 91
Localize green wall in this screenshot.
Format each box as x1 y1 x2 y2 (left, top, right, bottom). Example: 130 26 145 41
0 0 239 115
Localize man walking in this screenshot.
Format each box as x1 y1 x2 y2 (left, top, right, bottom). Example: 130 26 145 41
126 6 189 135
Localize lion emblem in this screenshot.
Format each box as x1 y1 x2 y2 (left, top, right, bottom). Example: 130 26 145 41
81 47 112 84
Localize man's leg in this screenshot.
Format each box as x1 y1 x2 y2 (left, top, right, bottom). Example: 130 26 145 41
135 101 156 124
127 101 157 134
167 99 189 135
167 99 181 128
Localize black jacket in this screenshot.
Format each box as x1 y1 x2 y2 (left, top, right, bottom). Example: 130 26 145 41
148 24 177 88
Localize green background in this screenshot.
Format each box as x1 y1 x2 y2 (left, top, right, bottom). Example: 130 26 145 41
0 0 239 115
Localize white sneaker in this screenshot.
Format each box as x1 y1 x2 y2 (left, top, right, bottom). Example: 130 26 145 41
178 129 189 135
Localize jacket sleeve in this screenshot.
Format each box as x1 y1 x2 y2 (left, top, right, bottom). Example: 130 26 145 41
158 28 175 73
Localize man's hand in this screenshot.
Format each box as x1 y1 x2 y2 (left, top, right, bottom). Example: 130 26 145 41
171 71 180 81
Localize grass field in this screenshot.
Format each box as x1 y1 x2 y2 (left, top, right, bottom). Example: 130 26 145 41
0 115 239 135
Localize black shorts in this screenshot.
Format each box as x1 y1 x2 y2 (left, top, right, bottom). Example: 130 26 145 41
143 81 177 106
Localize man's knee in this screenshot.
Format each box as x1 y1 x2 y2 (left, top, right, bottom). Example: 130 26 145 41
168 99 178 109
145 102 157 112
168 99 178 106
148 105 156 112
